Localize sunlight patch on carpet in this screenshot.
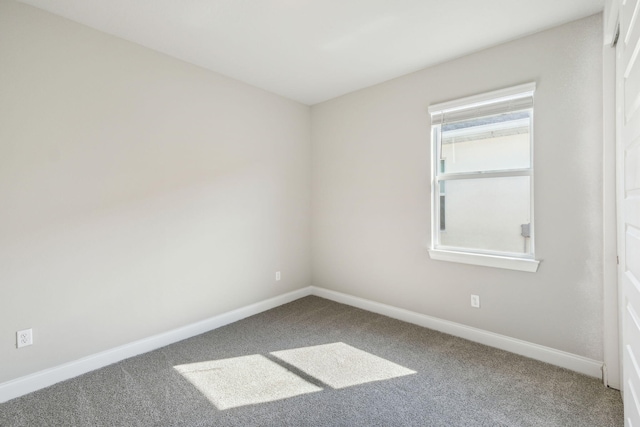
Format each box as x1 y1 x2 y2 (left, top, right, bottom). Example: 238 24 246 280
174 354 322 410
271 342 416 389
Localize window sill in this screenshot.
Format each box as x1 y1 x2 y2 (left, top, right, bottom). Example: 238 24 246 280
428 249 540 272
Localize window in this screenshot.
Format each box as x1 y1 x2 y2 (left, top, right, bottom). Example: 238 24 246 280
428 83 540 272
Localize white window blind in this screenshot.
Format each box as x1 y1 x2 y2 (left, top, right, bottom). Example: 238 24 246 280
429 83 536 126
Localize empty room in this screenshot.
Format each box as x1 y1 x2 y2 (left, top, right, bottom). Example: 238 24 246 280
0 0 638 425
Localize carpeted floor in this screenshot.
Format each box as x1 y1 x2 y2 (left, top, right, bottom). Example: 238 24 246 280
0 296 624 426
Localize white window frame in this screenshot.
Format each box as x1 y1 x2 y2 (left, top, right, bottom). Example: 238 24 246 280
427 83 540 272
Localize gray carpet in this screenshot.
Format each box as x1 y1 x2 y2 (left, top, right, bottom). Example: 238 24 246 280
0 296 623 426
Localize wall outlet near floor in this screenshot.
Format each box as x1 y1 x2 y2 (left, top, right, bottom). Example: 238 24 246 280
17 328 33 348
275 271 281 281
470 295 480 308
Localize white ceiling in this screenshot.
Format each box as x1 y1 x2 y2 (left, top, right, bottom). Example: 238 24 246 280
17 0 604 105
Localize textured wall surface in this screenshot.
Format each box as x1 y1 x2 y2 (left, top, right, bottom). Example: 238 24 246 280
0 0 311 384
311 15 604 360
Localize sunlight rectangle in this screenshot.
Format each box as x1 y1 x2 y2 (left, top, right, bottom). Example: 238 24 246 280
174 354 322 410
271 342 416 389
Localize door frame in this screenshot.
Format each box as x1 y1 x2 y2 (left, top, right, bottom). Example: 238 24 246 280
604 0 621 390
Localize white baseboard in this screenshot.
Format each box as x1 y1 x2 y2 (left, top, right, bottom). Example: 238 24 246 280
310 286 603 379
1 285 603 403
0 287 312 403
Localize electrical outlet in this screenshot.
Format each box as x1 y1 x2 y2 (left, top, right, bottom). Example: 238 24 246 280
17 329 33 348
275 271 281 281
470 295 480 308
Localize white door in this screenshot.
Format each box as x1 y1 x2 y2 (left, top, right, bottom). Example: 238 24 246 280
618 0 640 424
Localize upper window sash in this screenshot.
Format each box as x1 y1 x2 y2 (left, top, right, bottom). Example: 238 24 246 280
432 108 534 176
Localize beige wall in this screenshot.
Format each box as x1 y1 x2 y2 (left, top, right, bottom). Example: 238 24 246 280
0 1 311 383
311 15 605 359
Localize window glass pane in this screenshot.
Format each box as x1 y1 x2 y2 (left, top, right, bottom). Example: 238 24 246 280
438 176 531 255
440 111 530 174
